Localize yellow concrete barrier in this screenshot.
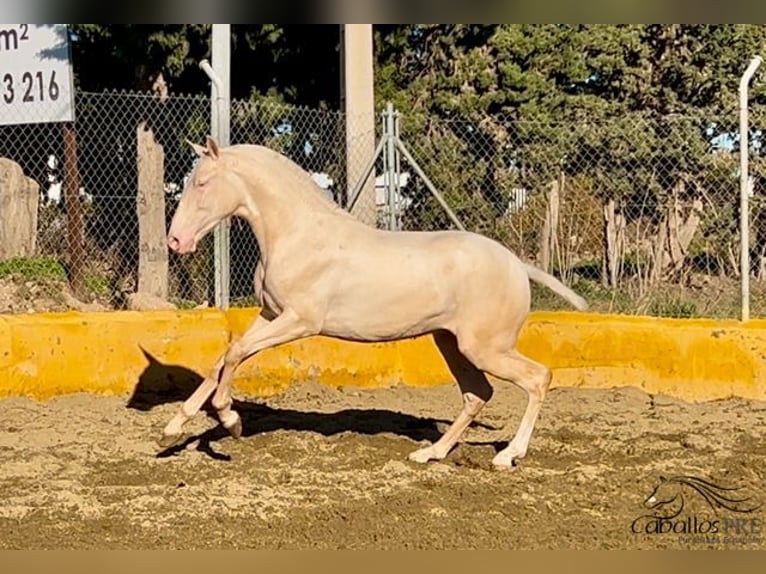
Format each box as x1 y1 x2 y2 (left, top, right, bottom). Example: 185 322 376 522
516 312 766 402
227 309 766 402
1 307 765 402
225 308 447 393
0 310 229 399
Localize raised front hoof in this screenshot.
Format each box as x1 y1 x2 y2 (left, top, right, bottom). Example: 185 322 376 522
157 432 186 450
223 413 243 440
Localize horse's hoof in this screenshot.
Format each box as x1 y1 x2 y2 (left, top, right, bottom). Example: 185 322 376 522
157 432 186 450
492 458 522 473
408 446 438 464
225 417 242 440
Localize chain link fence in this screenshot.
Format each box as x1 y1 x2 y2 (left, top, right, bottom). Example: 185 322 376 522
394 108 758 319
0 87 761 319
0 90 213 312
226 99 382 306
0 89 383 313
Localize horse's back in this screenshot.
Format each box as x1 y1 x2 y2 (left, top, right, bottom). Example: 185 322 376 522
364 227 524 277
319 226 529 334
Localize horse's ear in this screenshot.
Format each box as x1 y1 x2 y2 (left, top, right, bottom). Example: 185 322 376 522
186 138 207 158
205 135 221 160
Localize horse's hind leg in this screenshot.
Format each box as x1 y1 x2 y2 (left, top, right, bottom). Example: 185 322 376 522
408 330 494 464
462 345 552 470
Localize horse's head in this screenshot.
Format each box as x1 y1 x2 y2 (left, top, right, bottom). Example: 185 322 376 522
643 476 680 511
167 135 242 254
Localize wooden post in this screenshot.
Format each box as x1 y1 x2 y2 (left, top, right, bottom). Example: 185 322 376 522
540 175 561 273
136 121 168 300
62 123 85 298
0 158 39 260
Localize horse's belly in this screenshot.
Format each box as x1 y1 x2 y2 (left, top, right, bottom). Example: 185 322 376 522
320 289 449 341
320 319 436 342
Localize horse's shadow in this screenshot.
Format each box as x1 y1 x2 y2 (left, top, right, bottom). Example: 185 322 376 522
128 349 497 461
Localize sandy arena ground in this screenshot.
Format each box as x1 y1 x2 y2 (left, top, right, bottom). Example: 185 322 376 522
0 377 764 550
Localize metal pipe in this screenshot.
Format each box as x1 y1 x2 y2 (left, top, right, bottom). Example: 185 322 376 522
385 102 397 230
347 136 386 212
739 55 762 322
199 59 223 94
393 136 466 232
393 109 402 230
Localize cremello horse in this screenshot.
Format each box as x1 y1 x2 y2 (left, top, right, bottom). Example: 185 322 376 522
161 136 588 470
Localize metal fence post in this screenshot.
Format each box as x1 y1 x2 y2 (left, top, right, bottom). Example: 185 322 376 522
385 102 397 231
392 136 466 232
393 106 402 231
739 55 762 323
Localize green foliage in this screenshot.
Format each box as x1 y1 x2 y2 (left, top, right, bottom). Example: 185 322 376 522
70 25 341 106
230 295 259 308
83 272 111 298
374 25 766 296
69 25 211 93
0 257 67 282
30 25 766 316
648 296 699 319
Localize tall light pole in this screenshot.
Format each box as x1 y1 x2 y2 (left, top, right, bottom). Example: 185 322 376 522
340 24 376 225
200 24 231 309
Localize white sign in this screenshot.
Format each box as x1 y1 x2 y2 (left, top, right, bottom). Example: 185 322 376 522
0 24 75 126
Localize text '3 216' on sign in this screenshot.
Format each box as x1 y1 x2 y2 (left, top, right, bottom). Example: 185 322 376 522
0 24 75 126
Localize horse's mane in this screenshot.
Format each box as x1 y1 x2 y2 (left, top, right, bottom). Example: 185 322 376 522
226 144 358 221
662 475 761 513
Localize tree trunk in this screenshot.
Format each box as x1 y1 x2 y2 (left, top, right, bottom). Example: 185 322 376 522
651 212 669 285
540 174 562 273
651 178 703 282
754 210 766 281
602 197 624 288
136 121 168 300
728 244 741 279
63 124 86 299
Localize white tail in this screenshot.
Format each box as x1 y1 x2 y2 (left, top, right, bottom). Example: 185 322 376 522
523 263 589 311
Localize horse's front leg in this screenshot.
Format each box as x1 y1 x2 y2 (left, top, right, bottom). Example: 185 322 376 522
158 355 225 448
211 309 316 438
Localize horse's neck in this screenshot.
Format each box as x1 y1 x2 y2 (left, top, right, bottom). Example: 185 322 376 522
230 149 362 261
239 177 349 262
